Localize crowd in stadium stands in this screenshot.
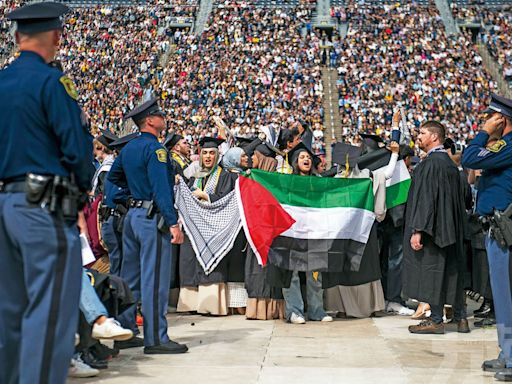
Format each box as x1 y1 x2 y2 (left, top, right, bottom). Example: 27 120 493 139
0 1 20 63
154 1 326 155
330 6 347 23
479 8 512 85
58 5 173 134
332 2 496 145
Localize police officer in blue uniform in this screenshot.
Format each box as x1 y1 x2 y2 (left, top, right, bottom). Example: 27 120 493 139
462 94 512 382
101 133 139 276
0 3 94 384
108 98 187 354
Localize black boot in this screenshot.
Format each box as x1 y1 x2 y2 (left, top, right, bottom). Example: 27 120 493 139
79 349 108 370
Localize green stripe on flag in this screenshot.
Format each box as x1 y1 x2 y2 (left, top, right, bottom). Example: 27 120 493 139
248 169 374 211
385 179 411 209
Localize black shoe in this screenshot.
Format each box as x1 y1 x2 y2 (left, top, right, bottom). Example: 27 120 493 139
91 342 120 360
474 315 496 328
483 358 507 372
495 368 512 381
144 340 188 355
79 350 108 370
474 299 493 318
114 336 144 350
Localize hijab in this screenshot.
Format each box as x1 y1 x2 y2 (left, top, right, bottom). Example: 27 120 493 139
222 147 244 173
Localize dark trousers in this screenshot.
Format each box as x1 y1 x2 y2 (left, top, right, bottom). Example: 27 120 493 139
381 226 404 303
101 215 123 276
117 208 172 347
486 235 512 367
0 192 81 384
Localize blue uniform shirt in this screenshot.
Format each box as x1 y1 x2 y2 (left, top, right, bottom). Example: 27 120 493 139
0 51 94 190
103 179 130 209
462 131 512 215
108 132 177 226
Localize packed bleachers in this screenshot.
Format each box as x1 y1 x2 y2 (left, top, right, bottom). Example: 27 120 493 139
154 1 326 154
332 1 496 144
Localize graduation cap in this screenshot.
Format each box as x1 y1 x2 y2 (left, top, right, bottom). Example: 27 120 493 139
360 133 385 153
484 93 512 119
254 142 278 158
241 138 262 157
109 132 140 150
235 136 257 150
198 136 225 149
287 142 316 164
7 1 70 34
164 133 183 150
332 143 362 169
96 129 118 149
124 98 165 124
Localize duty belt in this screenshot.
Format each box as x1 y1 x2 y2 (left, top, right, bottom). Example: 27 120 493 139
129 199 153 209
0 180 26 193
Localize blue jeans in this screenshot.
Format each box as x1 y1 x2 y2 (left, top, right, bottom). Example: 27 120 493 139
283 271 327 321
486 235 512 367
80 269 108 325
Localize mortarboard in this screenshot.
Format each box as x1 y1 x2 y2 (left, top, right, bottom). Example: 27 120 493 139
332 143 362 168
288 142 316 164
484 93 512 119
235 136 257 150
241 138 262 157
199 136 225 149
7 2 70 34
164 133 184 150
109 132 140 150
124 98 165 124
360 133 385 152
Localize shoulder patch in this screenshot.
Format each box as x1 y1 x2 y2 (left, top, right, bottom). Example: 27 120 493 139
59 76 78 100
488 139 507 153
156 149 167 163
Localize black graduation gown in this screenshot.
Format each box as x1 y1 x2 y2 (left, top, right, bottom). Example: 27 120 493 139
403 152 466 307
178 169 237 287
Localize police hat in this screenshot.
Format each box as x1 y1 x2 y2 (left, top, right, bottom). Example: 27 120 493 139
484 94 512 119
164 133 184 150
124 98 165 124
96 129 118 148
7 2 70 34
199 136 225 149
109 132 140 150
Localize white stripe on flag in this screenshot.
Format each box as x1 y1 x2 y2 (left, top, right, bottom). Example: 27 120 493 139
280 205 375 243
385 160 411 187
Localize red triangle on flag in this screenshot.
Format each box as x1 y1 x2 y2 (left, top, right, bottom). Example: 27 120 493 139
235 175 295 266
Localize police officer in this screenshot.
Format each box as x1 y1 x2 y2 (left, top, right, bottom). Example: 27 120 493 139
108 98 187 354
0 3 94 384
101 133 139 276
462 94 512 382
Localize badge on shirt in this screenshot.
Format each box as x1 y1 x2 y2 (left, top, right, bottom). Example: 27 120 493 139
156 149 167 163
59 76 78 100
488 139 507 153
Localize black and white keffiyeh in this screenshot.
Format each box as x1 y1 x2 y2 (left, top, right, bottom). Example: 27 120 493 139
175 180 242 274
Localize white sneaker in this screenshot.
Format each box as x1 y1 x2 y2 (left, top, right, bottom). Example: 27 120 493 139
290 313 306 324
68 358 99 378
92 318 134 341
320 315 333 322
386 302 415 316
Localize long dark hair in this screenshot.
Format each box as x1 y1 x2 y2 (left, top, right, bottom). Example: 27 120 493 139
292 149 317 176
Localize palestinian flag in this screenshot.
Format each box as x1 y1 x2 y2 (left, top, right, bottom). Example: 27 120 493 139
236 170 376 273
384 160 411 209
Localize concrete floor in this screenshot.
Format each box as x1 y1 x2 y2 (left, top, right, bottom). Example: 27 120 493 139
69 303 500 384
